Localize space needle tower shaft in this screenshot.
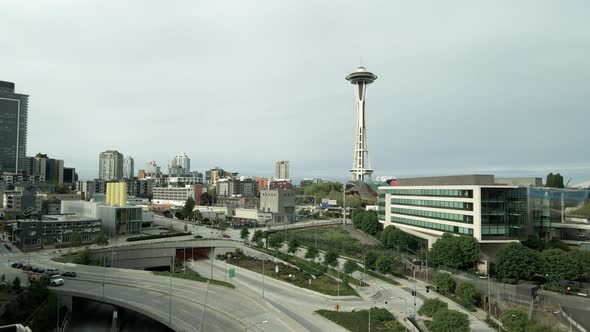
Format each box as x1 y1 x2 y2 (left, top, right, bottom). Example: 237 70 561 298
346 66 377 181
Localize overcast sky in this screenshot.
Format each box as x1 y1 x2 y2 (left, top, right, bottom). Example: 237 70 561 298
2 1 589 183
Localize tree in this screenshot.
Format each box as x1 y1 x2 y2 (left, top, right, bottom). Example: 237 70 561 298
540 248 577 283
199 192 212 206
500 308 528 332
380 225 412 251
455 282 480 308
430 309 469 332
182 197 195 220
568 249 590 279
71 230 82 248
267 233 284 252
95 231 109 246
496 243 540 282
417 298 448 318
323 249 339 268
376 255 396 275
365 250 378 270
251 230 263 243
429 233 479 269
343 259 359 276
11 277 21 292
287 238 300 254
522 234 546 252
434 272 456 293
305 246 319 261
194 210 203 222
240 228 250 241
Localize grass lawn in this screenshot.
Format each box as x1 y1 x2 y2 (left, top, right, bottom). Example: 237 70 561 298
153 269 234 289
225 255 358 296
285 225 370 259
316 308 405 332
365 270 400 285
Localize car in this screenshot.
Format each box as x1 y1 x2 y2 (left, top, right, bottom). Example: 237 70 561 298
22 265 33 271
62 272 77 277
45 268 60 276
193 235 203 239
222 234 230 238
49 275 64 287
10 262 22 269
33 268 42 273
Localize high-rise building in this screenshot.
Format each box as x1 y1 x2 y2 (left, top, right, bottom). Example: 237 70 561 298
206 167 225 187
63 167 77 184
175 153 190 174
0 81 28 174
123 156 134 179
99 150 124 180
144 161 161 177
275 160 289 179
346 67 377 181
26 153 64 184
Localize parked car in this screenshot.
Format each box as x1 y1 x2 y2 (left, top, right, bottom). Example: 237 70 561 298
193 235 203 239
222 234 230 238
33 267 43 273
49 275 64 287
62 272 77 277
22 265 33 271
11 262 23 269
45 268 60 276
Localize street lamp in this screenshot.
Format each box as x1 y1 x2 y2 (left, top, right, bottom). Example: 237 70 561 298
245 320 268 331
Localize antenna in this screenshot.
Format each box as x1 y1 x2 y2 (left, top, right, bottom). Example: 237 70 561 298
360 56 363 67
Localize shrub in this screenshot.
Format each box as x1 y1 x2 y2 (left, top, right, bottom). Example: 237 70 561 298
500 308 528 332
417 298 448 318
434 272 456 293
430 309 469 332
455 282 480 308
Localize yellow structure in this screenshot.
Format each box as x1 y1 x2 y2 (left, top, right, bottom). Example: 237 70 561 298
105 182 127 207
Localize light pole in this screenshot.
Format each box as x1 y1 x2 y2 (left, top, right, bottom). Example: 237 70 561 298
169 254 175 327
368 300 376 332
342 184 346 225
262 259 265 298
245 319 268 331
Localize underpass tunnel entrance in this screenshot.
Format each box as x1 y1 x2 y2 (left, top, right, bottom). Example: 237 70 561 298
175 247 210 263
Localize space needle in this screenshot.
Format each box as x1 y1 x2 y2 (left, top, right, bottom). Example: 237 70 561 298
346 66 377 182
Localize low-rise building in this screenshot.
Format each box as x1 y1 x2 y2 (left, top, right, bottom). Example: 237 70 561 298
269 179 293 190
2 190 42 215
260 189 296 223
61 200 145 236
152 185 200 207
13 215 102 251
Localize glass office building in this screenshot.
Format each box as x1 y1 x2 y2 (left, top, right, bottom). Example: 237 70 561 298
0 81 28 174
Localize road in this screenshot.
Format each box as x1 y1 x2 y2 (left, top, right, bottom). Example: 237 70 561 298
0 250 306 332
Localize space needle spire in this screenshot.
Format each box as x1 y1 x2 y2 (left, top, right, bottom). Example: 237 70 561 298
346 66 377 182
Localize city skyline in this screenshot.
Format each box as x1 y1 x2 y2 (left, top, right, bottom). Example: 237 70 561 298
2 1 590 184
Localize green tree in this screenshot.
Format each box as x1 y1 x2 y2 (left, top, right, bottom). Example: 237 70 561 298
71 229 82 247
496 243 540 282
11 277 21 292
95 231 109 246
380 225 412 251
194 209 203 221
343 259 359 276
568 249 590 278
429 233 479 269
268 233 284 252
501 308 528 332
364 250 378 270
417 298 448 318
455 282 480 308
376 255 396 275
182 197 196 220
323 249 339 268
522 234 546 251
287 238 300 254
430 309 469 332
434 272 456 293
251 230 263 243
541 248 577 283
240 228 250 241
305 246 319 261
256 239 264 248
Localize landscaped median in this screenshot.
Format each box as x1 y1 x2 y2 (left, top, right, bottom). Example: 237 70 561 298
315 307 405 332
218 249 359 297
153 268 234 289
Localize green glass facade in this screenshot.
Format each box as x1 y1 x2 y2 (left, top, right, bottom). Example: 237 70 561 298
391 216 473 235
480 188 527 240
392 207 473 223
391 198 473 211
0 82 28 174
383 188 473 198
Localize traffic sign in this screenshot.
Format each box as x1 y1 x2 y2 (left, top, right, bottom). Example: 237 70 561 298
229 268 235 278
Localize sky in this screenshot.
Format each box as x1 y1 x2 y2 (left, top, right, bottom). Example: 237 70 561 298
2 1 590 184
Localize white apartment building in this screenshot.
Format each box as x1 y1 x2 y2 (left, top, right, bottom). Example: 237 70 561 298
152 186 199 207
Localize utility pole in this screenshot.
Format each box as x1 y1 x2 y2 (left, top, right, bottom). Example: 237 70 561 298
262 259 265 298
342 184 346 225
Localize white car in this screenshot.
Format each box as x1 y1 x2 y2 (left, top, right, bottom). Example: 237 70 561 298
49 275 64 286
